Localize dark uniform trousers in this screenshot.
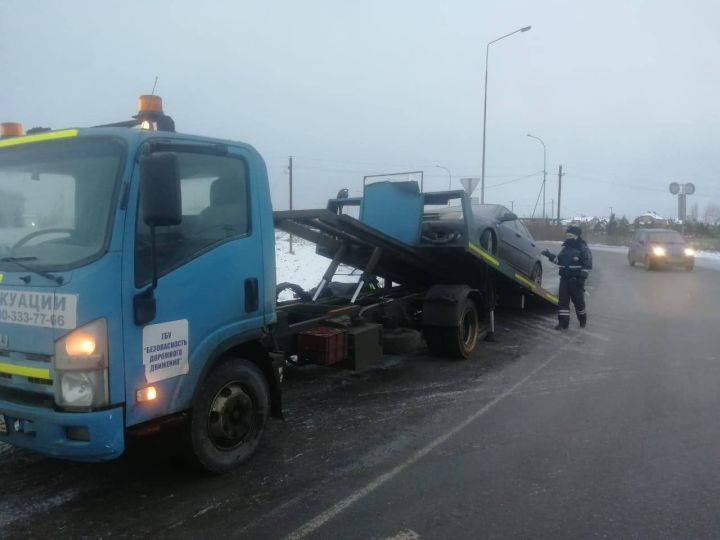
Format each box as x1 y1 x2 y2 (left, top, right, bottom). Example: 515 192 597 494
558 277 586 328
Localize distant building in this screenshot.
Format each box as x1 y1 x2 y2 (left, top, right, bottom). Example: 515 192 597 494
562 215 605 231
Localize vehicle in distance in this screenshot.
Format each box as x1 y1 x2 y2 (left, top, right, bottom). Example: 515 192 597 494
422 203 544 284
628 228 695 271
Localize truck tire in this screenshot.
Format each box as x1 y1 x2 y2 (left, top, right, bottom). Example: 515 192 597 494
383 328 422 354
186 359 269 473
424 298 480 359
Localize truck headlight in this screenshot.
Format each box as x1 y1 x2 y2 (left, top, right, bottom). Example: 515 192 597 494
652 246 666 256
54 319 109 410
684 248 696 257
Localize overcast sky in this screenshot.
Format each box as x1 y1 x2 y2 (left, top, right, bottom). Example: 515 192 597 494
3 0 720 220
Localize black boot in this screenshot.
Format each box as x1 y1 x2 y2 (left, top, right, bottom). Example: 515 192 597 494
578 314 587 328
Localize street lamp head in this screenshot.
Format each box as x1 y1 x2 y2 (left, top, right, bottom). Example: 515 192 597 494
521 26 532 32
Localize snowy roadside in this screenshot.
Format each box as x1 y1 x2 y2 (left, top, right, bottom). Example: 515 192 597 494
274 232 359 300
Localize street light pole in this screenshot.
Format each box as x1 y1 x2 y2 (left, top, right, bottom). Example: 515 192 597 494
526 133 546 218
480 25 532 204
435 165 452 190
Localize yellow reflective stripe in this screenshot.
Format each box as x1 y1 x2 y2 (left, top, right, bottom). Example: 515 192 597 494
468 243 500 267
0 129 79 148
0 362 51 380
514 273 537 290
0 273 3 284
545 293 559 304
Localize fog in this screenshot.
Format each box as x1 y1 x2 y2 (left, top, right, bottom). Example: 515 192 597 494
3 0 720 220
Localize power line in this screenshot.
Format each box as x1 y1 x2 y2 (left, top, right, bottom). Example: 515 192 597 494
485 171 542 189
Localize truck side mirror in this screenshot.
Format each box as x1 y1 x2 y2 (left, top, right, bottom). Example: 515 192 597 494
139 152 182 227
134 152 182 326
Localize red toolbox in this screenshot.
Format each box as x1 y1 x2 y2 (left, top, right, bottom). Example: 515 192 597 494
297 327 348 365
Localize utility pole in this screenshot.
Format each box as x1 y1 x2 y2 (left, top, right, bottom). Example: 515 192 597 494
551 199 554 220
288 156 294 254
556 165 564 224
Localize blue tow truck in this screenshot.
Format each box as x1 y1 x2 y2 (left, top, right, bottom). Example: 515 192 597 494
0 97 557 472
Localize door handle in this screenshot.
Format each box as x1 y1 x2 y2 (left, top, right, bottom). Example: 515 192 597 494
515 233 521 238
245 278 259 312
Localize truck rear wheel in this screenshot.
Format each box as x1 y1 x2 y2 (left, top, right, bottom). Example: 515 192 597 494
424 299 480 359
186 359 269 473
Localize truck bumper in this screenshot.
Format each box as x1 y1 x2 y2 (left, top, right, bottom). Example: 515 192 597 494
0 400 124 462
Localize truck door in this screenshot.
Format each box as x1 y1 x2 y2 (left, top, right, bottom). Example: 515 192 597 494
123 146 266 426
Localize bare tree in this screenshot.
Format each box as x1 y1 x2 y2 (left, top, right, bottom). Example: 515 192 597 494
703 203 720 224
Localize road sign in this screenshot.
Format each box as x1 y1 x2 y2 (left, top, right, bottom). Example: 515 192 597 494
685 182 695 195
669 182 680 195
460 177 481 194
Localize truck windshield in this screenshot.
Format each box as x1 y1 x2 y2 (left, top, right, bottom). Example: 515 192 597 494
0 137 124 271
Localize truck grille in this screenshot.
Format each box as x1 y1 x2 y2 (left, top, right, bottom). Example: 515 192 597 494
0 385 54 409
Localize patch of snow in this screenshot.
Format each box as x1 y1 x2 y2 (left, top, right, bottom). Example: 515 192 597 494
274 232 360 300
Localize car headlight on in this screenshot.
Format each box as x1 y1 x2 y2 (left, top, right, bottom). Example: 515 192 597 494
652 246 666 256
54 319 109 410
684 248 696 257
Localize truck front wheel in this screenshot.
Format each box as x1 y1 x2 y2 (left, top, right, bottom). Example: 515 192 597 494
424 299 480 359
187 359 269 473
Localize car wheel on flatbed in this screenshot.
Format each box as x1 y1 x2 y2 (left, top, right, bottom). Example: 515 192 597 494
186 358 269 473
424 298 480 359
530 262 543 286
479 229 497 255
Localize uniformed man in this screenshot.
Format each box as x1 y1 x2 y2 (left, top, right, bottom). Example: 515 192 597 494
541 225 593 330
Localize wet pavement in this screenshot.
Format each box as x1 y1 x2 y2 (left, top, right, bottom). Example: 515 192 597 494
3 248 720 539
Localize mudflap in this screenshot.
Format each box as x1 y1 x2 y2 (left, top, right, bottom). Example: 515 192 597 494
421 284 484 327
264 352 285 420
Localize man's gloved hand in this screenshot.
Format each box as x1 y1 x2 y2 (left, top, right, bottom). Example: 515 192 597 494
541 249 552 258
580 269 590 279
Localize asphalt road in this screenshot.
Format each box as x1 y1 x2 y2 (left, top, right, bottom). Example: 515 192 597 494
2 248 720 539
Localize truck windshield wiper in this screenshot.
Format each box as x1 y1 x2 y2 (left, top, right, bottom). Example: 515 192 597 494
0 257 64 285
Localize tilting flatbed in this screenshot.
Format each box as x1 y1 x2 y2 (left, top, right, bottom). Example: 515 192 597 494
274 184 559 308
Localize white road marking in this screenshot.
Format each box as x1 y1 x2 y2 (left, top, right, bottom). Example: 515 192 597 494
284 339 575 540
577 329 610 341
382 529 421 540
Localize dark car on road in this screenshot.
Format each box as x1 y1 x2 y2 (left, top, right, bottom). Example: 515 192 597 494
628 228 695 271
423 203 544 284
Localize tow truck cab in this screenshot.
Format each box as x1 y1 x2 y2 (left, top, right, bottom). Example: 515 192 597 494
0 102 279 469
